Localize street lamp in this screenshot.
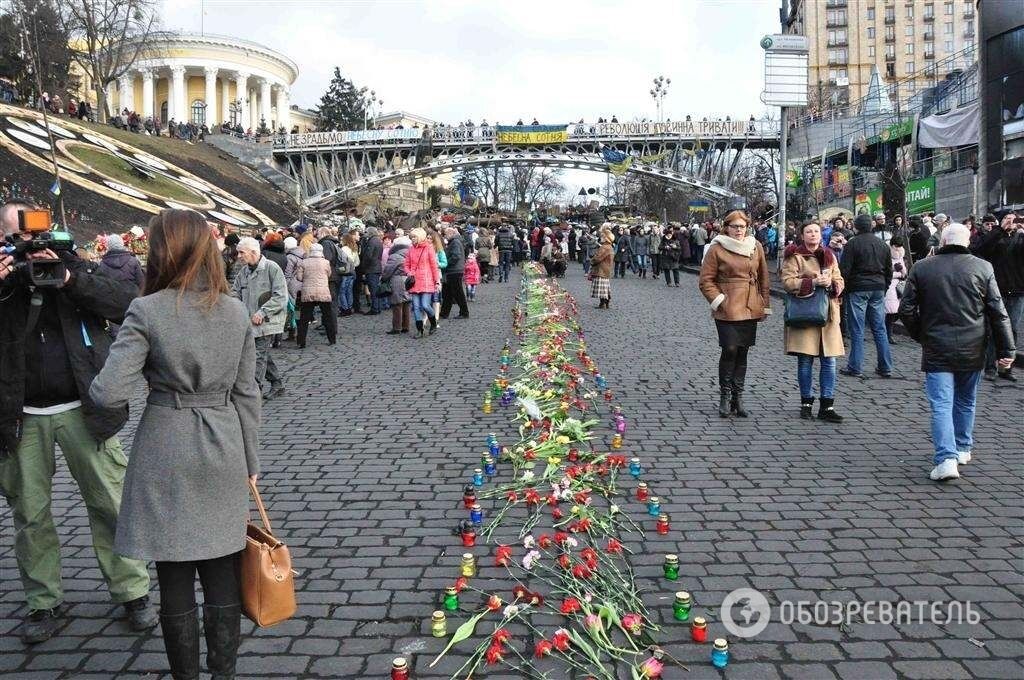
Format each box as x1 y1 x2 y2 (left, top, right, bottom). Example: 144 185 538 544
650 75 671 123
363 90 384 130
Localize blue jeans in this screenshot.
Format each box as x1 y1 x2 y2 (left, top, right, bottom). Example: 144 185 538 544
365 273 382 312
410 292 433 322
924 371 981 465
499 251 512 282
339 275 354 311
797 356 836 399
634 254 649 271
985 294 1023 370
845 290 893 375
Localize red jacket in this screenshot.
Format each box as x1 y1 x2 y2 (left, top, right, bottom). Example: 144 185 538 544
404 242 441 294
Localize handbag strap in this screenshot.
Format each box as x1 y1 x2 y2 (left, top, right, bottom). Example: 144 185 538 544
248 479 274 533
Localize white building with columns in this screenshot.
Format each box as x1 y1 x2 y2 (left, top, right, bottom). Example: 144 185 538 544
96 32 314 132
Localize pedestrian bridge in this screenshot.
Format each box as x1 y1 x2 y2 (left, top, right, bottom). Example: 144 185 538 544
271 118 781 211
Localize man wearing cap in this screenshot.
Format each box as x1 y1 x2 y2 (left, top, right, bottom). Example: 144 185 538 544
899 223 1015 481
872 212 893 244
926 213 948 253
839 213 894 378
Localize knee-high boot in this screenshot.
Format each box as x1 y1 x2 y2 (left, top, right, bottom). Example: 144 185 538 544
203 604 241 680
160 608 200 680
731 349 749 417
718 350 734 418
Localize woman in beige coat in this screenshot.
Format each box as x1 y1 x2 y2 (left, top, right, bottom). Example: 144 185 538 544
296 242 337 348
698 210 771 417
781 222 846 422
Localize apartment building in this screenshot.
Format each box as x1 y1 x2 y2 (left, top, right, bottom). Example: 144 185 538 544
784 0 976 111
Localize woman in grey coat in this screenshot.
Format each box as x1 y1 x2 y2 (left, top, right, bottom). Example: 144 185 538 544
90 210 260 680
382 236 412 334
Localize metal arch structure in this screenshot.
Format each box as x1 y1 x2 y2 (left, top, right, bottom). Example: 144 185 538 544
271 119 781 211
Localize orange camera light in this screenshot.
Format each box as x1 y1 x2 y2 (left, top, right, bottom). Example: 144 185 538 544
18 209 52 233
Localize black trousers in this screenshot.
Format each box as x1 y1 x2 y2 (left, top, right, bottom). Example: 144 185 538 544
298 300 337 345
155 553 241 615
440 273 469 317
663 268 680 285
650 253 660 275
614 261 628 277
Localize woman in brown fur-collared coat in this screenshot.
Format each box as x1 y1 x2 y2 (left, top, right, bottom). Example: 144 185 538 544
698 210 771 417
781 222 846 423
590 229 615 309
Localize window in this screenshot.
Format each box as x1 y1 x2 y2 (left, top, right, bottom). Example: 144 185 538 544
945 40 953 51
906 42 915 54
908 79 917 92
964 2 974 17
828 47 848 63
867 26 875 38
886 62 896 77
886 44 896 59
885 7 895 22
945 2 953 14
945 21 953 34
867 6 875 20
839 68 848 79
905 25 914 36
906 5 913 18
191 99 206 126
826 8 847 24
886 25 896 40
828 28 847 44
924 3 934 18
869 44 876 57
906 61 915 74
229 101 241 126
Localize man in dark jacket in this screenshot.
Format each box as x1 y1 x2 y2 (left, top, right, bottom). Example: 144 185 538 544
97 235 144 291
440 226 469 318
907 215 931 264
0 202 155 644
899 223 1015 482
973 213 1024 381
359 226 384 315
495 224 515 282
839 213 894 378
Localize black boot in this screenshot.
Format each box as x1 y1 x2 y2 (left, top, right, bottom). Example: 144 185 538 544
800 398 814 419
160 608 200 680
817 397 843 423
204 604 241 680
730 389 748 417
731 349 749 417
427 314 438 335
718 387 731 418
415 320 424 338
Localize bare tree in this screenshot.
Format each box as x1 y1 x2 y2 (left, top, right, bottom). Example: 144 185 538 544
58 0 159 122
500 164 565 212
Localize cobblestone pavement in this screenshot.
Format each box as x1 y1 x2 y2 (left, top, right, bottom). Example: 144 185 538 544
2 264 1022 680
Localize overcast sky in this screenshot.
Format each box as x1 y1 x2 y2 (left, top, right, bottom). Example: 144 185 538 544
161 0 779 123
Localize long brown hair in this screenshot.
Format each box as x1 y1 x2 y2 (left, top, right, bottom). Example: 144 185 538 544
144 209 228 312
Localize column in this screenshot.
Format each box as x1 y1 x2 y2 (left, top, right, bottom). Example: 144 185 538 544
140 69 154 118
221 73 231 124
259 78 272 131
204 66 218 126
118 73 133 112
235 71 250 129
170 65 186 122
275 85 290 132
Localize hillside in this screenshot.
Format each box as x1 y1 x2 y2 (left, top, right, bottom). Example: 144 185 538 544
0 104 297 243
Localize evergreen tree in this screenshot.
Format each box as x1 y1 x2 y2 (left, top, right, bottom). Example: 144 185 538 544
315 67 368 131
1 1 72 101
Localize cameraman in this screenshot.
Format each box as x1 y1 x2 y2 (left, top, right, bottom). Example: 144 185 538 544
0 201 156 644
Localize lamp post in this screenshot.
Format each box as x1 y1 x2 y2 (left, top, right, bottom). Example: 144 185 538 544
363 90 384 130
650 75 671 123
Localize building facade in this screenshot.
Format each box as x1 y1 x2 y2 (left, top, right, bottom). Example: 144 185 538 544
785 0 976 111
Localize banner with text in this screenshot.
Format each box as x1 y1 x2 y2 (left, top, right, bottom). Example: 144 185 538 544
905 176 936 215
495 124 569 144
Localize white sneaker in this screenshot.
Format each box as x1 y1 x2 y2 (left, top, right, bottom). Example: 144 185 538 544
930 459 960 481
956 451 972 465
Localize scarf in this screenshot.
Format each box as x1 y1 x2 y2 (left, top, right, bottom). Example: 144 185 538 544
709 234 756 257
783 242 837 270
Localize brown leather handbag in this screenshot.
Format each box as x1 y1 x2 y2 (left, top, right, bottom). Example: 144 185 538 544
241 479 296 627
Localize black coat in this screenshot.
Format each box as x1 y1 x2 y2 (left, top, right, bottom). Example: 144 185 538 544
899 246 1016 372
98 249 144 291
0 254 136 455
359 235 383 275
908 226 932 262
839 231 892 292
496 227 515 252
973 227 1024 297
660 237 682 268
262 241 288 273
445 235 466 274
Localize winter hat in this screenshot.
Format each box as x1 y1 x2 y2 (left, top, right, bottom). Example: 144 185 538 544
105 234 126 251
853 214 874 232
392 236 411 248
224 233 240 247
309 243 324 257
283 236 298 249
933 213 948 226
940 223 970 247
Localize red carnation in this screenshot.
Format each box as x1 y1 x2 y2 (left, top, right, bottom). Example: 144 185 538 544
453 576 468 592
495 545 512 567
559 597 581 615
537 534 553 549
511 584 529 600
487 595 503 612
605 538 624 554
552 629 572 651
493 628 512 645
485 642 504 665
534 639 553 659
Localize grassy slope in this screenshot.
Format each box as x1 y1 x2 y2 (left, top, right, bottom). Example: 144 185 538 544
2 106 296 241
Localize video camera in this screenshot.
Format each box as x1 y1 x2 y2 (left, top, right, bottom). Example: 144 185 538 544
2 209 73 288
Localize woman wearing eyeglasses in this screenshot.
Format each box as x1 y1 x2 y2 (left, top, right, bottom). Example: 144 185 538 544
699 210 772 417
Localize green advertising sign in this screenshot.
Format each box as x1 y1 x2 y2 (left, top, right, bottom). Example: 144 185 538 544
905 176 936 215
867 117 914 145
854 188 884 216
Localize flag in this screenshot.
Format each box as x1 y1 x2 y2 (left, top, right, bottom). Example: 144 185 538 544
49 179 61 196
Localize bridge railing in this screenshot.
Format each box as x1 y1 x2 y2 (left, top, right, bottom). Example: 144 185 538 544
273 118 781 151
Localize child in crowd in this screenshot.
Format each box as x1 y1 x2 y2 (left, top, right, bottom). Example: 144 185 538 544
464 252 481 301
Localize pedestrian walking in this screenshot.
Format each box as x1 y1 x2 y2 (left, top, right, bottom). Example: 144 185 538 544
406 227 442 337
338 232 359 316
360 227 384 315
898 223 1016 481
382 235 412 334
295 243 337 348
839 213 894 379
441 226 469 318
464 251 481 300
974 213 1024 381
590 229 615 309
89 209 260 680
496 223 515 282
698 210 772 418
476 229 493 283
781 222 846 422
614 228 631 278
231 237 288 400
884 237 908 344
659 225 682 286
